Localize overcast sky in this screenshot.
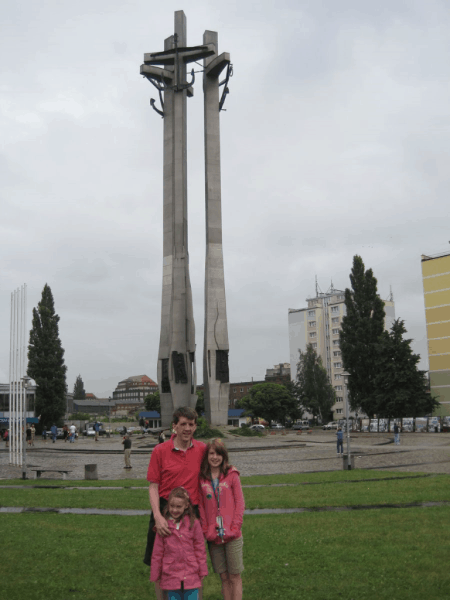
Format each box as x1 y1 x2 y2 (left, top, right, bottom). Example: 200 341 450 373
1 0 449 398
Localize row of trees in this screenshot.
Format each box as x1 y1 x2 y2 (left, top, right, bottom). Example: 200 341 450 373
340 255 439 418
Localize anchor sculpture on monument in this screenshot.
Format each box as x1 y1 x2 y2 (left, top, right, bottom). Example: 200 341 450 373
140 11 232 426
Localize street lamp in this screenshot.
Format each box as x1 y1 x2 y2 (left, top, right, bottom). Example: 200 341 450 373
342 371 352 469
21 375 31 480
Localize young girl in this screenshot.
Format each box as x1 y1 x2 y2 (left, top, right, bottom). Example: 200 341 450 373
150 487 208 600
199 439 245 600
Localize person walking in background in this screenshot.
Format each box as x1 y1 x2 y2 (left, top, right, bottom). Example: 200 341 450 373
31 424 35 446
4 429 9 448
394 422 400 446
199 438 245 600
94 421 100 441
26 424 32 447
63 425 69 442
42 425 47 442
122 435 132 469
336 427 344 455
69 424 76 443
150 487 208 600
158 430 166 444
50 424 58 443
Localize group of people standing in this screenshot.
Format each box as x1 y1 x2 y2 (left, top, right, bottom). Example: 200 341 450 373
145 406 244 600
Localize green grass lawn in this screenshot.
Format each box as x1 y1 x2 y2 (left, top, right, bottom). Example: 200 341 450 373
1 507 449 600
1 471 448 510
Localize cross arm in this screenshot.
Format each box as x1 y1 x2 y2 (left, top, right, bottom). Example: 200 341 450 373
140 65 173 86
144 43 216 66
205 52 230 78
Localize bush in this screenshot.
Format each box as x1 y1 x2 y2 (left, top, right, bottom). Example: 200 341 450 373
194 417 223 439
229 427 263 437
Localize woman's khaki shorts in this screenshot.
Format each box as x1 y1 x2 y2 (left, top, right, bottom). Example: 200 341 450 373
208 537 244 574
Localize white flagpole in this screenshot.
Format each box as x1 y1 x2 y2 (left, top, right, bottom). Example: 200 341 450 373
9 292 13 464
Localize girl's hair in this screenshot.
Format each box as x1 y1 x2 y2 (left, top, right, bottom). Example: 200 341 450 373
200 438 232 480
163 487 196 528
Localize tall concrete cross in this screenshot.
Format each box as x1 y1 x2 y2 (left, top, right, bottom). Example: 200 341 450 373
140 11 231 426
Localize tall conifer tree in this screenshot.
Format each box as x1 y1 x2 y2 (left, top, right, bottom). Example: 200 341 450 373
372 319 440 418
27 284 67 427
339 255 386 415
73 375 86 400
295 344 335 422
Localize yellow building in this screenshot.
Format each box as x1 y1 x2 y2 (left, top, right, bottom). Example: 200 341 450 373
421 252 450 415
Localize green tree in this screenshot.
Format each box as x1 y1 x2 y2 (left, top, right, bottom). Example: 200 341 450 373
340 255 386 415
27 284 67 427
295 344 335 422
372 319 440 418
237 383 300 425
195 389 205 416
73 374 86 400
144 390 161 414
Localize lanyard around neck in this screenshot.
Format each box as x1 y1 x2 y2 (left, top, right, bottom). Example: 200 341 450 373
211 476 220 508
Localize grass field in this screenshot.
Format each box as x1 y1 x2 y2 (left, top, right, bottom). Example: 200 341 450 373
1 470 449 600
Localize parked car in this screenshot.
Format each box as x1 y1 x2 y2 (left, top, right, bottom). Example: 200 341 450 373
270 423 284 429
292 423 308 430
323 421 338 430
83 422 107 436
249 424 265 431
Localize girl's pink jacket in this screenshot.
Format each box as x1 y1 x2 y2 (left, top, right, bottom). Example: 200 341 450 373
198 467 245 545
150 516 208 590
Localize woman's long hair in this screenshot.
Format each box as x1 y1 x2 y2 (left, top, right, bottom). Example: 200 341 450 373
200 438 232 480
163 487 196 529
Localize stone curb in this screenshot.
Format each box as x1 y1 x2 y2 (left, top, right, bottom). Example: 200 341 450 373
1 500 449 516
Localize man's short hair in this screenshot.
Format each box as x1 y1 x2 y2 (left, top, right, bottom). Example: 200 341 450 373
172 406 198 424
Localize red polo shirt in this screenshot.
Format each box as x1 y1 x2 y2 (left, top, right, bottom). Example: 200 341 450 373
147 436 206 505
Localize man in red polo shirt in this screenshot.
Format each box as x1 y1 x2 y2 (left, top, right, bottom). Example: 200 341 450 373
144 406 206 600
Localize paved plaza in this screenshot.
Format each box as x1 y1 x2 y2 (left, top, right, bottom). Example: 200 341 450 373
1 430 449 482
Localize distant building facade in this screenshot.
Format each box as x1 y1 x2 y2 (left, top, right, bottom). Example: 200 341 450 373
265 363 291 384
288 284 395 420
112 375 158 416
421 251 450 416
0 382 37 419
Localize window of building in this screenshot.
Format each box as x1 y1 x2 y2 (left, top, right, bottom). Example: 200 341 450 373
308 321 316 327
240 388 244 392
333 351 341 357
335 385 343 391
334 374 341 380
332 328 339 335
332 340 340 346
331 306 339 313
336 395 343 402
312 343 317 349
334 362 342 369
336 408 343 414
308 310 316 317
309 332 316 338
233 388 236 393
332 317 339 324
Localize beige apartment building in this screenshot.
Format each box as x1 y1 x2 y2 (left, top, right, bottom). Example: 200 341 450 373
288 285 395 420
421 251 450 416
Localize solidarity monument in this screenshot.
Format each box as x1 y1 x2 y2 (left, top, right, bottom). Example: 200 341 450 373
140 11 232 426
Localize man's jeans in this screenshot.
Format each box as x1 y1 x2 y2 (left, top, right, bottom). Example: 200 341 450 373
394 433 400 445
337 440 343 454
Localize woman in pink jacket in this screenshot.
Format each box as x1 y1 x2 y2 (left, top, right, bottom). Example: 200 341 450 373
199 439 245 600
150 487 208 600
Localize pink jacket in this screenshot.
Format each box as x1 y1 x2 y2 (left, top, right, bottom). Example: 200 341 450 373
150 516 208 590
198 467 245 545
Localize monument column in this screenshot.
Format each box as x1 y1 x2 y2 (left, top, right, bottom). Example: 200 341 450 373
141 12 214 425
203 31 231 425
